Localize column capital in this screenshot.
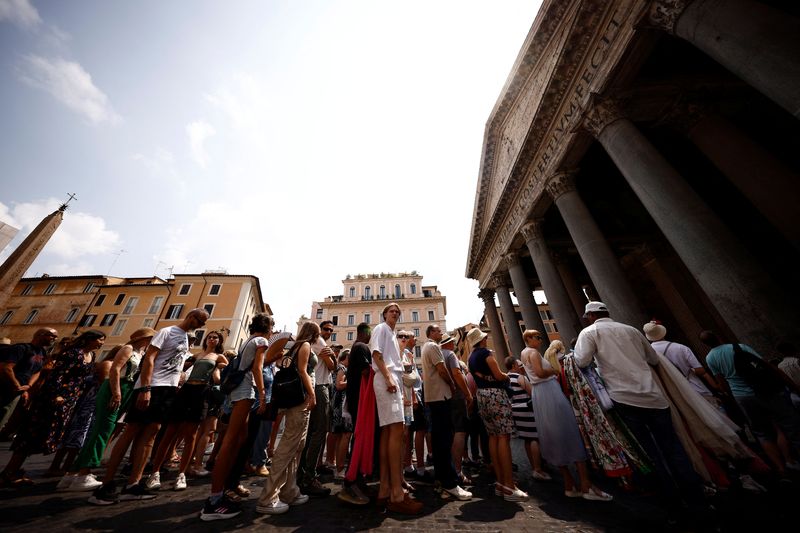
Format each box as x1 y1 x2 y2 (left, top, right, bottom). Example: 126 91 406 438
520 220 544 243
478 287 496 304
582 96 625 138
491 272 510 290
502 251 521 269
646 0 692 34
545 170 578 201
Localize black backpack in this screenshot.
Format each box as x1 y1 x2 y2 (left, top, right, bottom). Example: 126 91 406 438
732 343 784 395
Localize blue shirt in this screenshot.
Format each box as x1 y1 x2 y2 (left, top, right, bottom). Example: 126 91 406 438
705 343 761 397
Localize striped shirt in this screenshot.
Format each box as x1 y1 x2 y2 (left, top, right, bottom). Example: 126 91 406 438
508 372 537 439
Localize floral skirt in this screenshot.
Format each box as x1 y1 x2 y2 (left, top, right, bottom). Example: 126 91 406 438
476 388 514 436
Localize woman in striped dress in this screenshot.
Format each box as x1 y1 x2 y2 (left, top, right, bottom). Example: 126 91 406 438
505 357 551 481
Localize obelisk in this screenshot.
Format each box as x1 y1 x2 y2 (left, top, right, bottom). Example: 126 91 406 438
0 195 75 310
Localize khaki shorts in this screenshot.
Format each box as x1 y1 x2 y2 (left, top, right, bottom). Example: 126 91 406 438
373 371 405 427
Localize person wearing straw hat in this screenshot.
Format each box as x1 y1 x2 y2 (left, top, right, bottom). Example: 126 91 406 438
59 328 156 493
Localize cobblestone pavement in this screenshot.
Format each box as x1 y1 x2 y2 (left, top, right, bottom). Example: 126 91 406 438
1 439 796 532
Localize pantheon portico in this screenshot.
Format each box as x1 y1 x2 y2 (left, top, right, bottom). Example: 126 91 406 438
466 0 800 358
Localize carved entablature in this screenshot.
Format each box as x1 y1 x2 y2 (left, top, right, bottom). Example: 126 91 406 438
582 96 625 138
545 171 577 201
647 0 691 34
478 288 496 305
520 220 544 243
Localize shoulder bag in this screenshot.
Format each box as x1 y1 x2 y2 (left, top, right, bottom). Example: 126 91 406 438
220 337 256 394
272 343 308 409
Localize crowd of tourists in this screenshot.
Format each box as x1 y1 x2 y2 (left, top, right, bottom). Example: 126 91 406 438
1 301 799 524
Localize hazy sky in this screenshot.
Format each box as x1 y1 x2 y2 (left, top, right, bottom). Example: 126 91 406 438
0 0 543 331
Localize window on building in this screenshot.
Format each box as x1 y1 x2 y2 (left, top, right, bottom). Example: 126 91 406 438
551 322 559 332
410 283 416 295
101 313 117 326
414 346 421 358
347 314 354 326
148 296 164 314
413 327 420 337
349 287 355 298
423 289 432 297
332 315 339 326
347 331 354 341
539 310 554 321
428 310 435 321
0 310 13 325
203 303 214 317
94 294 106 306
83 282 95 293
331 333 337 342
79 314 97 327
364 313 371 324
166 304 184 320
395 284 401 298
209 284 221 295
379 285 386 298
142 318 154 328
22 309 38 325
179 284 191 295
364 286 371 299
193 330 205 347
21 285 33 295
111 318 127 337
122 296 138 315
411 311 419 322
65 307 80 323
316 308 323 319
114 293 125 306
44 283 56 295
544 323 554 333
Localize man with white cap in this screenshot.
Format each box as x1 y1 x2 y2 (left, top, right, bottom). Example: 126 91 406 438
574 302 703 516
643 321 720 405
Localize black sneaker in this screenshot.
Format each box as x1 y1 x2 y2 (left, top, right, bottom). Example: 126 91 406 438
200 495 242 521
119 482 157 501
88 481 118 506
304 479 331 498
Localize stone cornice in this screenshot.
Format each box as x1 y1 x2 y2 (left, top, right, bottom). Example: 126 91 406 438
582 95 625 137
645 0 692 34
467 0 639 281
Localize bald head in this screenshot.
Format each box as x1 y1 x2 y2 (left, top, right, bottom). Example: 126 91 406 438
32 328 58 348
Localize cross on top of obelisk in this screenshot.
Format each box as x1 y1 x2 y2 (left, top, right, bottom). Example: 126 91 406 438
59 193 78 212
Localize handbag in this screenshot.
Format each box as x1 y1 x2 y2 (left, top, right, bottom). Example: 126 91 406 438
272 344 307 409
581 364 614 411
220 338 256 394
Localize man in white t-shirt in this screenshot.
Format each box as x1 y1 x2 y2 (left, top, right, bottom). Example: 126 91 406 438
298 320 336 497
89 309 208 505
371 303 422 514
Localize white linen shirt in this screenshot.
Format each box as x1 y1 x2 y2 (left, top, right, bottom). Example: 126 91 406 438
574 318 668 409
369 322 401 373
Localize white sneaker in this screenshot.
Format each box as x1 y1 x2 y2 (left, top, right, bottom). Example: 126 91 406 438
443 485 473 501
256 499 290 515
334 469 346 481
56 474 76 491
68 474 103 492
189 467 210 478
740 474 767 493
174 473 187 491
503 487 529 502
289 493 309 506
145 471 161 490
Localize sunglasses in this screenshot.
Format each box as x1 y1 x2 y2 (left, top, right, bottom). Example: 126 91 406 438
397 334 409 339
322 327 334 333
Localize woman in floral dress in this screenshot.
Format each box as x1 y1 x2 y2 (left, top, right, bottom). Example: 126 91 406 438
0 330 105 485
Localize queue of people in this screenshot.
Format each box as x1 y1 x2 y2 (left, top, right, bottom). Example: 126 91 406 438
1 300 799 527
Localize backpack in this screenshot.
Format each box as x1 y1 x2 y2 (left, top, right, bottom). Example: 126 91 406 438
732 343 784 395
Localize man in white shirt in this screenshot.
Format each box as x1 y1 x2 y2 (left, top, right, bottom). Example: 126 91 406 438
298 320 336 497
574 302 702 512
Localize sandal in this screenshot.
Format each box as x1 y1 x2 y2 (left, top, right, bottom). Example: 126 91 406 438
224 489 243 502
582 487 613 502
233 484 251 497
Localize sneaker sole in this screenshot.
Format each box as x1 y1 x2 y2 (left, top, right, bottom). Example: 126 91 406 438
87 496 117 506
119 494 157 501
255 506 290 515
200 510 241 521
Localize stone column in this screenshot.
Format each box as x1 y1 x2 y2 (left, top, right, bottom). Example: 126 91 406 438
552 251 588 319
648 0 800 118
492 274 526 358
503 252 549 350
682 110 800 249
583 97 798 351
546 171 646 328
520 221 581 344
479 288 510 362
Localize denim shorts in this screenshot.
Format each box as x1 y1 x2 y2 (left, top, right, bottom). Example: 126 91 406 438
229 374 256 403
